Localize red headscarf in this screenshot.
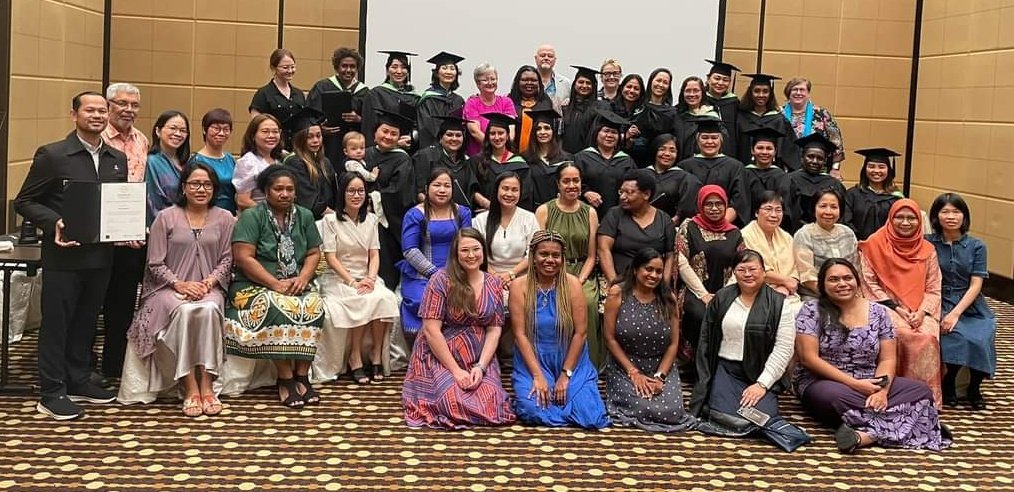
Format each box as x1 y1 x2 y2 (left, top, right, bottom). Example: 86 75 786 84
692 185 736 233
858 199 935 311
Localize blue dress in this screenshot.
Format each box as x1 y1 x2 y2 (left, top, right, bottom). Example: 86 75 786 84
926 233 996 376
512 286 610 429
397 206 472 334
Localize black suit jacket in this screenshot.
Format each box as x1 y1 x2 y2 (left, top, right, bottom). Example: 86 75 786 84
14 131 129 270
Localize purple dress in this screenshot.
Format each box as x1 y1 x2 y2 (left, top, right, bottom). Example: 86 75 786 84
793 301 950 450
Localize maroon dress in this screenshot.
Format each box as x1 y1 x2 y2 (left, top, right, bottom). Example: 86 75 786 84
402 271 516 429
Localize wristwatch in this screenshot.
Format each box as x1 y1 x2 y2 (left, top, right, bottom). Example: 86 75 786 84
561 368 573 378
508 272 517 281
652 371 666 381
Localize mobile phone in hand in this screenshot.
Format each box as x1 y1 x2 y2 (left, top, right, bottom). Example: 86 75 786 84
873 375 890 388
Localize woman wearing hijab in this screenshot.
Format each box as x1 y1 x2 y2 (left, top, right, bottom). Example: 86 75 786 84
858 199 943 407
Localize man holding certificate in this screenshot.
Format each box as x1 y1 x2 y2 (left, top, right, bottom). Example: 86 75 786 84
14 91 130 420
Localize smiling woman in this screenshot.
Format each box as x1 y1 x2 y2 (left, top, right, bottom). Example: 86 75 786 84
249 48 307 151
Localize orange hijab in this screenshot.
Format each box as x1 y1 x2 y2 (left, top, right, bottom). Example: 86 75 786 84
858 199 934 311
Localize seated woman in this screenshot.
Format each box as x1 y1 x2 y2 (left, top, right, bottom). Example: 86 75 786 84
928 193 996 410
740 190 801 319
794 258 951 453
689 250 797 449
402 228 516 429
507 230 609 429
858 199 943 407
119 164 235 416
398 168 472 346
597 169 676 286
602 248 695 433
792 189 857 299
317 173 400 384
233 114 283 212
224 166 326 408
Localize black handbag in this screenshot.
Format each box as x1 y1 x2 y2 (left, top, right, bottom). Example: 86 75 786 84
760 416 813 453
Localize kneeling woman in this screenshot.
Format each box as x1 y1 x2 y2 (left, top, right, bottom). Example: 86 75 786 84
689 250 796 446
225 167 326 408
794 258 950 452
508 230 609 429
402 228 516 429
602 248 695 432
120 164 235 416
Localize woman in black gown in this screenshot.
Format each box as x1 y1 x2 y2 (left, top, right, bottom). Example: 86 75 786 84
416 51 466 149
646 133 701 224
573 109 637 218
735 73 796 170
843 148 903 240
361 50 420 147
523 107 572 210
561 66 605 154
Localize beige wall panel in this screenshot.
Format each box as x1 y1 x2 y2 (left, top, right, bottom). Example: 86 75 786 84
236 25 278 58
766 0 804 16
725 13 761 50
961 124 992 160
7 115 38 166
999 7 1014 48
840 19 878 55
800 17 841 54
969 10 1001 50
910 153 936 185
193 53 237 88
144 86 194 117
109 48 155 85
914 121 938 154
285 0 325 27
7 162 34 203
920 18 945 56
111 0 195 19
151 52 196 86
875 21 914 57
152 19 195 54
322 0 360 28
198 0 276 24
990 87 1014 122
727 0 762 14
988 125 1014 160
995 51 1014 84
870 88 910 118
762 15 804 52
194 22 238 57
11 34 40 76
984 199 1014 240
986 160 1014 200
873 58 912 89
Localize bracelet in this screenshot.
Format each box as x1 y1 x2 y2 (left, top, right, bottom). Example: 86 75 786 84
471 363 486 375
347 279 356 287
508 272 517 281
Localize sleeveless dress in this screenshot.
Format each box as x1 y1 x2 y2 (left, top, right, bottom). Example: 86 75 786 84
544 199 603 365
511 286 610 429
603 295 696 432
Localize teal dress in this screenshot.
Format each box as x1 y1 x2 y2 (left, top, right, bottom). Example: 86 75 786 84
190 153 237 213
511 286 610 429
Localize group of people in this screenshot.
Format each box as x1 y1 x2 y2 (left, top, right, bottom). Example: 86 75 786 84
13 44 997 457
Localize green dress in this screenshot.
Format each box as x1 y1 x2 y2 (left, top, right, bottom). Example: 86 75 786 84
224 203 326 361
544 199 603 366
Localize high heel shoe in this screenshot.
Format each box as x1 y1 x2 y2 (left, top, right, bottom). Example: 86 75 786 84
277 378 304 409
293 374 320 406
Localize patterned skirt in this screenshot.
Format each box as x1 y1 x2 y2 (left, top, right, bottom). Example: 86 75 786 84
224 285 325 361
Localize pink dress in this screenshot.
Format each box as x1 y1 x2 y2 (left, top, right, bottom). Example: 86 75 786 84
462 95 517 156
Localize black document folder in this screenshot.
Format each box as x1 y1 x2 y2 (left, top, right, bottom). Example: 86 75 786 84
321 91 353 125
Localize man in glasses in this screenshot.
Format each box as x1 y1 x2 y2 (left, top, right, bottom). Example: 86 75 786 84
99 83 149 382
14 91 129 419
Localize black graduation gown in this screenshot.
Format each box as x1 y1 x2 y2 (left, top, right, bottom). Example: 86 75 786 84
744 164 791 229
631 103 680 166
574 147 637 217
561 99 606 154
416 87 465 149
706 92 740 156
412 146 478 209
674 111 700 162
785 170 848 233
477 154 533 211
360 83 420 146
306 77 370 168
526 153 573 210
649 165 702 224
364 146 416 287
735 110 797 171
283 154 337 220
844 186 901 240
677 154 751 225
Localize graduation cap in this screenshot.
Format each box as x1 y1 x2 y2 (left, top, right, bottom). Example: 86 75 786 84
379 50 417 63
426 51 464 66
744 73 781 87
375 108 415 133
855 147 901 165
690 115 724 134
527 107 560 125
481 112 517 130
705 59 741 76
284 106 325 134
745 125 785 144
635 103 677 137
570 65 600 80
794 132 838 153
593 107 630 130
434 115 469 134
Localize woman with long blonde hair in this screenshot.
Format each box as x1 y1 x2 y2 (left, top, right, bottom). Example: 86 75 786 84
506 230 610 428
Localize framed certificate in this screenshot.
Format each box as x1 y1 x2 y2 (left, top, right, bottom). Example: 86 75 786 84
63 182 146 243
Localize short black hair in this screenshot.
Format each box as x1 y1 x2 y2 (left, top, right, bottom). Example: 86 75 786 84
734 248 766 270
929 192 971 235
176 162 221 208
256 165 296 193
72 91 104 111
758 189 784 206
621 169 656 200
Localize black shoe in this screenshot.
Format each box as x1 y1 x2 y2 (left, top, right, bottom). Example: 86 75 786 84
835 424 862 454
943 393 959 408
68 383 117 403
940 423 954 440
968 395 987 411
88 371 112 388
37 396 84 420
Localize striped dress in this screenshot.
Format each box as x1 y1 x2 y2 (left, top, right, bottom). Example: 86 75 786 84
402 271 516 429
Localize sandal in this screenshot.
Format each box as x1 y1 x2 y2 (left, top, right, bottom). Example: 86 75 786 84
294 374 320 406
277 378 304 409
201 394 223 416
182 396 203 417
835 424 862 454
350 365 370 385
370 363 385 383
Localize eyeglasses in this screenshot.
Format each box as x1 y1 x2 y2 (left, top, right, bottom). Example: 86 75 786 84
734 266 762 275
258 128 281 135
164 126 188 135
346 188 366 196
109 99 141 110
758 206 783 215
703 201 725 209
207 125 232 134
893 215 919 223
185 181 214 191
602 71 621 79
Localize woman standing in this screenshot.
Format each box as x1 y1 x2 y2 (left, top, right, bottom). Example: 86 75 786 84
785 133 847 232
249 48 306 150
473 172 539 284
561 66 604 155
782 77 845 177
927 193 996 410
677 118 750 224
740 191 801 319
610 74 645 120
522 108 571 210
735 74 794 169
398 169 472 345
794 258 950 452
508 231 609 428
645 68 674 106
417 51 466 149
463 63 518 156
646 133 701 224
598 59 622 101
190 109 237 214
792 189 858 298
473 113 529 210
318 173 400 384
225 167 325 408
574 109 636 217
412 115 480 209
858 199 943 407
844 148 903 240
742 127 791 225
402 228 516 429
145 110 191 226
674 76 712 161
507 65 552 154
602 248 695 432
307 47 369 166
233 114 282 212
283 108 337 220
119 164 235 415
535 164 601 366
361 50 420 147
597 169 675 284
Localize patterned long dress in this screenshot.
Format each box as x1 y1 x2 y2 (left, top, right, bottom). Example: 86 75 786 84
402 271 516 429
793 301 950 450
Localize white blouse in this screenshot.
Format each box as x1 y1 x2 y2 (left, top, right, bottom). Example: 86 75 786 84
718 296 796 389
473 208 540 273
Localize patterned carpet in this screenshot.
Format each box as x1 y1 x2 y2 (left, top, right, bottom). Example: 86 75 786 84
1 301 1012 491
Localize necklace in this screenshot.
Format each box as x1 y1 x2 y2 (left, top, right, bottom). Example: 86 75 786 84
537 284 554 310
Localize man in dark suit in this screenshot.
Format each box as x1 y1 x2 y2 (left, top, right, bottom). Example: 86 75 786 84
14 91 128 420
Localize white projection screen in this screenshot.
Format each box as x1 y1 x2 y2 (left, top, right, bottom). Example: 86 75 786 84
361 0 724 89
